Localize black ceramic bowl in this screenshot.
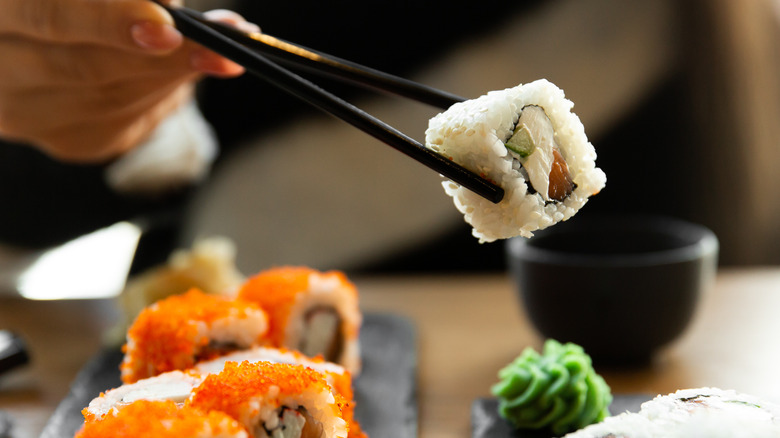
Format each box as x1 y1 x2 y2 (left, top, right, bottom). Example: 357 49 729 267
506 215 718 366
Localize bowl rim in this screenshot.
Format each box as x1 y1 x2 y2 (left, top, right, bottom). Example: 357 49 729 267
506 214 719 267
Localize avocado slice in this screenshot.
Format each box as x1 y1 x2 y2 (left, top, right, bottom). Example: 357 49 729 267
505 124 535 158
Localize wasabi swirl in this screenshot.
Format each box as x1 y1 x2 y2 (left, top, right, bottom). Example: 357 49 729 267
491 339 612 436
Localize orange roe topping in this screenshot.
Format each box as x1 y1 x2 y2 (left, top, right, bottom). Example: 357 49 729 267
189 361 344 423
121 289 267 383
346 416 367 438
237 266 356 347
321 370 365 438
75 400 247 438
260 348 364 438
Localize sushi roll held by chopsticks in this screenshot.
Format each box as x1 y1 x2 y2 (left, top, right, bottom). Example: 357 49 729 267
425 79 607 242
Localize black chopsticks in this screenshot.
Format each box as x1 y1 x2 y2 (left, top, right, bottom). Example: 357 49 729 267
155 2 505 203
179 9 466 110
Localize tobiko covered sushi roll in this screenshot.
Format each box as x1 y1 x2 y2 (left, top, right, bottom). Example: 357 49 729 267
237 267 362 374
84 349 366 437
121 288 269 383
195 347 366 438
76 400 248 438
189 361 349 438
425 79 606 242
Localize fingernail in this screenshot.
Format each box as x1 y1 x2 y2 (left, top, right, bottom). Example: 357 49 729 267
191 49 245 77
202 9 261 33
237 21 261 34
131 21 183 51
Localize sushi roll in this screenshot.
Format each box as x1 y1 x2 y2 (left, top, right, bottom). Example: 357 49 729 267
188 361 349 438
425 79 606 242
237 267 362 374
562 387 780 437
76 400 249 438
195 347 366 438
121 288 269 383
640 387 780 431
82 370 203 422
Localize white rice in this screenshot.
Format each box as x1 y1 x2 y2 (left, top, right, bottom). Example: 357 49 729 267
200 305 269 350
252 389 348 438
425 79 606 242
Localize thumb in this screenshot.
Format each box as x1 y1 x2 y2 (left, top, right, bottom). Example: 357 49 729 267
0 0 184 53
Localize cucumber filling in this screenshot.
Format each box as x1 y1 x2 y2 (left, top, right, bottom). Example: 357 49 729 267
505 124 535 158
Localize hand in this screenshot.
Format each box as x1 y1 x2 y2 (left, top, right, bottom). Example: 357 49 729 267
0 0 251 162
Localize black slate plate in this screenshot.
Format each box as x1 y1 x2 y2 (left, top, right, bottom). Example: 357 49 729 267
41 313 417 438
472 394 652 438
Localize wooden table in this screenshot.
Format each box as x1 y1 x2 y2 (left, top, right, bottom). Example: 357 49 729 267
2 268 780 438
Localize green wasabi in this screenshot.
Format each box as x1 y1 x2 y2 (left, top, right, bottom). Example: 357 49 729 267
491 339 612 436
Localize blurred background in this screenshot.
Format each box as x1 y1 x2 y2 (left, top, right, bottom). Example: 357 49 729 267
1 0 780 276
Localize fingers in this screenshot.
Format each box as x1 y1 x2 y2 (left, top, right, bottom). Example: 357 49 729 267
189 9 263 77
40 83 194 162
0 0 263 58
0 1 257 161
130 19 183 53
0 1 254 75
190 48 244 78
0 72 193 134
0 79 195 162
0 0 182 53
0 34 250 89
0 40 192 88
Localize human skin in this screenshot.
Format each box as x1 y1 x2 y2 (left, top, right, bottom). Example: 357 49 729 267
0 0 252 162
